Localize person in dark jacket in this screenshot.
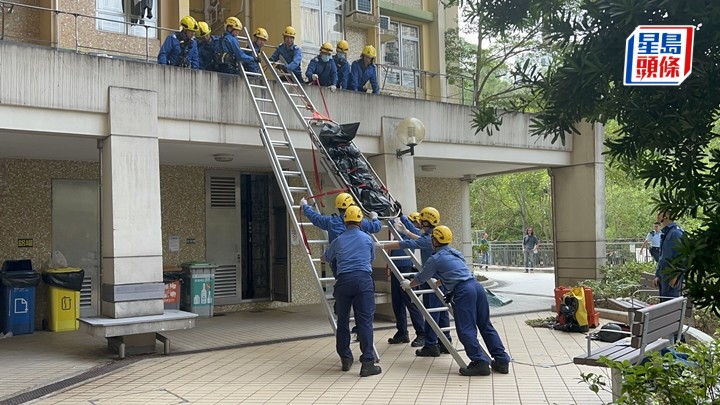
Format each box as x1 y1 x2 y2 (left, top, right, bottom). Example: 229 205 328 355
349 45 379 94
157 15 199 69
270 26 303 82
196 21 217 71
243 27 268 74
306 42 338 87
333 40 351 90
653 211 685 301
323 206 382 377
216 17 257 75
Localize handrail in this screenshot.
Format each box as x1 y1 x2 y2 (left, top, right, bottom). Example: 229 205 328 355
0 0 477 105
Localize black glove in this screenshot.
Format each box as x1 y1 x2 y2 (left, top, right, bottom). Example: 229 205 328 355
393 201 403 216
443 290 455 305
276 63 287 72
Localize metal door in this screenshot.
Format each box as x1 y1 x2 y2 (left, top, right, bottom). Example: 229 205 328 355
205 171 242 304
51 179 100 317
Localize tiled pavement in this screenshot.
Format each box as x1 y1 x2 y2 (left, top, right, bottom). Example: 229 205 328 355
0 271 613 404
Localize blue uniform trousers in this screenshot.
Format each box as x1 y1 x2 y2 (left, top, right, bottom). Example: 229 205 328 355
334 271 375 363
422 282 451 346
453 279 510 363
390 266 425 338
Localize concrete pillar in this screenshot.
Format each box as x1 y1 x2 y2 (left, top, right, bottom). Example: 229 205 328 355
550 122 606 287
101 87 164 319
460 179 473 264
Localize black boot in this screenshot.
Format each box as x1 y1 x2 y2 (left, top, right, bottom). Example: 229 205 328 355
360 361 382 377
491 359 509 374
415 345 441 357
388 334 410 344
341 357 353 371
459 360 491 376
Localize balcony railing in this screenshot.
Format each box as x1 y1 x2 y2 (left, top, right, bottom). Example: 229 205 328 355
0 0 476 105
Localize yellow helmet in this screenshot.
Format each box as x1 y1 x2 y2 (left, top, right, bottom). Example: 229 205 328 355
336 40 349 52
335 193 355 209
344 206 364 223
225 16 242 31
420 207 440 226
180 15 199 32
432 226 453 244
254 27 269 40
198 21 211 37
283 26 296 38
361 45 377 58
320 42 333 54
408 212 421 223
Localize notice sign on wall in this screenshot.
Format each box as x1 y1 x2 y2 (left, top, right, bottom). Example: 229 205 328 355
169 236 180 252
17 238 33 248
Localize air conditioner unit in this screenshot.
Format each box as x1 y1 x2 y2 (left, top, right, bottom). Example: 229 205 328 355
379 15 396 43
346 0 372 16
379 15 391 30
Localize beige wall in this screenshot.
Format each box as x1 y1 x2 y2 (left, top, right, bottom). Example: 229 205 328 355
2 0 52 46
416 176 464 251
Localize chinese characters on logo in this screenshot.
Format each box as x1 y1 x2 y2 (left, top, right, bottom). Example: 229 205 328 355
624 26 695 86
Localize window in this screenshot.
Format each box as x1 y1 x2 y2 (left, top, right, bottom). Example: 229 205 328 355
96 0 157 38
383 22 420 87
301 0 343 66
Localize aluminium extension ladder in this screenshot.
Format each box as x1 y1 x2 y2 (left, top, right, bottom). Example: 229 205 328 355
234 28 379 361
265 56 493 368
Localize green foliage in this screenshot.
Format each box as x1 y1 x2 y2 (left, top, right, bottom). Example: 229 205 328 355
580 261 655 300
470 169 551 241
581 333 720 404
453 0 720 315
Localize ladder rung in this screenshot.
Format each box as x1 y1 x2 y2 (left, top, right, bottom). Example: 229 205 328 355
440 326 456 332
390 256 412 260
283 171 302 177
310 258 322 262
260 111 279 116
414 289 435 295
303 116 314 121
277 155 295 160
294 104 307 109
267 126 285 131
307 240 329 244
240 47 252 52
426 307 449 313
249 84 266 88
400 272 415 278
255 98 273 103
288 186 308 193
283 82 300 87
245 71 261 76
319 277 335 283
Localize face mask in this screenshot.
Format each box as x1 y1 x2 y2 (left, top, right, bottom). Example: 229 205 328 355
320 54 331 63
337 52 346 60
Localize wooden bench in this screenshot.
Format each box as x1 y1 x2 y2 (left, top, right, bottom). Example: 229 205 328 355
574 296 687 399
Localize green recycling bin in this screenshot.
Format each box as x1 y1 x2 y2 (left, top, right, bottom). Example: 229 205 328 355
180 262 217 317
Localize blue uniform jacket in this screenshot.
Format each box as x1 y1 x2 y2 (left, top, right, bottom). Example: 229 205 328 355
334 56 351 89
656 222 684 281
270 43 303 81
305 56 338 86
399 227 434 265
416 246 474 292
157 32 199 69
221 33 256 65
302 204 381 242
322 227 375 275
197 36 218 71
390 216 421 268
243 42 262 73
349 60 379 94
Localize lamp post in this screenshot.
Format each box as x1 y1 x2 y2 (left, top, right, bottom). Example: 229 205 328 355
395 117 426 158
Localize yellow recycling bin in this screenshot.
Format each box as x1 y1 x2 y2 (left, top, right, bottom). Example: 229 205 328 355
43 267 83 332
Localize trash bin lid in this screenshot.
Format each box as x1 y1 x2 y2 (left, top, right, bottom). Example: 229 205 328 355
46 267 83 274
1 259 33 273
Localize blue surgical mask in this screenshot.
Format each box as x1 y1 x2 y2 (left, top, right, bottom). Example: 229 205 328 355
337 52 346 60
320 54 331 63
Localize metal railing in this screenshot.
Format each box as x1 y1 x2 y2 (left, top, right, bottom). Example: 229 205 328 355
0 1 478 105
474 239 652 269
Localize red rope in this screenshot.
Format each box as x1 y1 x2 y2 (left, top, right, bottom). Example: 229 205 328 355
314 79 332 120
311 141 324 208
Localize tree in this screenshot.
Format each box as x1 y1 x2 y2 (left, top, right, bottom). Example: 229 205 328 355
449 0 720 314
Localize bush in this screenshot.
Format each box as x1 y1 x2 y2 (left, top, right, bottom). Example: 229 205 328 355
581 330 720 404
580 261 656 300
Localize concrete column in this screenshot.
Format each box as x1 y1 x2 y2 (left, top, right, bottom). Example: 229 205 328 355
101 87 164 319
460 179 473 264
369 118 419 213
551 122 606 287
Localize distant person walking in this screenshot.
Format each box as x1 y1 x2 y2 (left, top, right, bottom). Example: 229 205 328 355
653 211 684 301
640 222 662 262
479 232 490 270
522 227 539 273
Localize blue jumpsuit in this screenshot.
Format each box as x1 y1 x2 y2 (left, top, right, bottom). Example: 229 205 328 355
305 55 338 86
243 41 263 73
302 204 381 276
417 245 511 366
656 222 684 301
334 55 351 89
399 227 452 347
197 36 218 71
349 59 379 94
389 216 425 340
270 43 303 82
157 32 199 69
323 226 376 363
217 32 256 74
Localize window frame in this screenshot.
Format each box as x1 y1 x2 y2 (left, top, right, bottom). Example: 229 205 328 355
300 0 344 66
382 21 421 88
96 0 158 39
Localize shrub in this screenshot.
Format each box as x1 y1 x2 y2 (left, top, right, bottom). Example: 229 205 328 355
580 261 655 300
581 330 720 404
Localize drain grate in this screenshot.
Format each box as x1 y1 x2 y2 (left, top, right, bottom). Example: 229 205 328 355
0 358 140 405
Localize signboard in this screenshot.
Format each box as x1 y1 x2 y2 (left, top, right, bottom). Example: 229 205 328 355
624 25 695 86
17 238 33 248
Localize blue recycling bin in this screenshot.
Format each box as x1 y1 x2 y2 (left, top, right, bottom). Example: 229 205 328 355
1 260 41 335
